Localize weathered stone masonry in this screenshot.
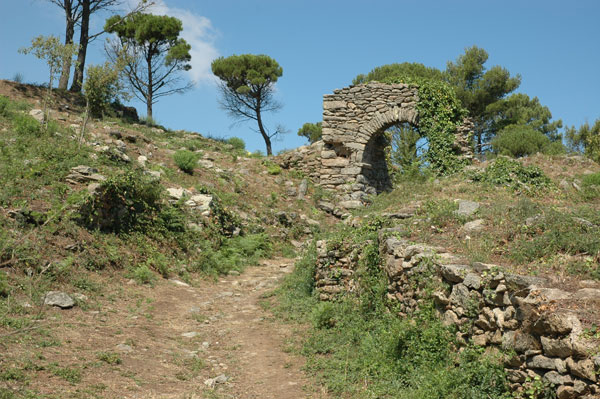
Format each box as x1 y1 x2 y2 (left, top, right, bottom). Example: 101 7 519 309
315 234 600 398
278 82 473 209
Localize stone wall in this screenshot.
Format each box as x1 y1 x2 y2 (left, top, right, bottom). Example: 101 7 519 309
278 82 474 210
314 233 600 398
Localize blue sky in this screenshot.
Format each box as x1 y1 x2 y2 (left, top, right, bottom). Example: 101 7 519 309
1 0 599 154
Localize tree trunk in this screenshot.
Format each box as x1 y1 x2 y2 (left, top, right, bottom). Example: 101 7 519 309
58 0 75 90
256 107 272 156
146 52 153 121
70 0 89 93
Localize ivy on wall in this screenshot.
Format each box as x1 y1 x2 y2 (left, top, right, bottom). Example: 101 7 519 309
383 76 468 174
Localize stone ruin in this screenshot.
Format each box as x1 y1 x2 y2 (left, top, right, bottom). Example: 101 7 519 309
278 82 473 209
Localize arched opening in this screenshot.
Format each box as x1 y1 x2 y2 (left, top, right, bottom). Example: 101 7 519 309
360 121 427 194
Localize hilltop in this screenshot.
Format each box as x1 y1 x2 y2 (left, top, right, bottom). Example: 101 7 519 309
1 80 599 399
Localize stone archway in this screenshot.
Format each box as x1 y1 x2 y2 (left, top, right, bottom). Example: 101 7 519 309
318 82 472 208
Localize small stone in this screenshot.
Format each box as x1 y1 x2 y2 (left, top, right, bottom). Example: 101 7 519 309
461 219 485 235
169 279 189 287
116 344 133 353
181 332 199 338
43 291 75 309
463 273 482 290
456 200 480 217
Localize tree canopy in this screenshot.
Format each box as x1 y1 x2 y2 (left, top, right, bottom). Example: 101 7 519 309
212 54 283 156
106 12 192 121
297 122 322 144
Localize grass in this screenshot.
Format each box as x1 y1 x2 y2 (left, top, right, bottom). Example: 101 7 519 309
275 228 512 398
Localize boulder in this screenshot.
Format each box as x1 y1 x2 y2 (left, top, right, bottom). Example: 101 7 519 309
44 291 75 309
456 200 480 217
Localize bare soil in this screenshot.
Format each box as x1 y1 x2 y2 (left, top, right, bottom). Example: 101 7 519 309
1 258 327 399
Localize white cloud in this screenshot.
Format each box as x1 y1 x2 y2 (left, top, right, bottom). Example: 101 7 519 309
126 0 219 85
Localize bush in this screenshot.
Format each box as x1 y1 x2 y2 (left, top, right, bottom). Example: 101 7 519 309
0 96 9 117
83 63 123 118
491 125 554 157
173 150 198 174
131 264 156 285
312 302 337 329
13 114 40 135
469 157 552 194
227 137 245 150
0 272 9 297
78 170 164 233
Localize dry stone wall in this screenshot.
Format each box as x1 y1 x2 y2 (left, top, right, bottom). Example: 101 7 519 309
278 82 473 210
315 233 600 398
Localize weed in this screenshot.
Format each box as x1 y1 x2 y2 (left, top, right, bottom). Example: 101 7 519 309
97 351 122 365
13 114 41 135
469 157 553 194
173 150 198 174
50 364 82 384
130 264 156 285
226 137 245 150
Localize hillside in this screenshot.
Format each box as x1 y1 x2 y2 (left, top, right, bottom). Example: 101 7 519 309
1 81 599 399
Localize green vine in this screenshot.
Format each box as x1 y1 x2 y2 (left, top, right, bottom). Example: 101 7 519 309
383 76 469 174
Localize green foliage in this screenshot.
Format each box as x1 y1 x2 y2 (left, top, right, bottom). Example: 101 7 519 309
130 264 156 285
491 124 564 157
353 62 445 85
211 54 283 155
13 114 41 136
78 170 165 233
226 136 246 150
487 93 563 141
97 351 122 365
383 76 468 174
0 272 9 297
190 233 272 275
512 208 600 265
105 13 192 119
565 119 600 162
173 150 198 174
297 122 322 143
276 233 510 398
469 157 552 194
83 62 125 118
0 96 9 117
261 159 281 175
18 35 78 90
423 199 461 227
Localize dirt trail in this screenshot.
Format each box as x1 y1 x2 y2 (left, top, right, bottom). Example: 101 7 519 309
13 258 326 399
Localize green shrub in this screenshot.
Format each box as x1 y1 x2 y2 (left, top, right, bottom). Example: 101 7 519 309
97 351 122 365
227 137 245 150
312 302 337 329
0 96 9 117
470 157 552 194
262 159 281 175
582 172 600 186
13 114 40 135
78 170 164 233
173 150 198 174
491 125 556 157
422 199 460 227
0 272 9 297
83 63 123 117
131 264 156 285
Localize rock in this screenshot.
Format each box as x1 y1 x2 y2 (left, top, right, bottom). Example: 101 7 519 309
544 371 572 386
448 283 471 309
166 187 190 201
181 331 199 338
29 109 45 122
440 264 470 283
317 201 335 213
526 355 560 370
463 273 482 290
532 312 581 337
147 170 161 180
169 279 190 287
44 291 75 309
66 165 106 184
502 331 541 354
557 385 577 399
566 358 597 381
197 159 214 169
137 155 148 167
460 219 485 235
204 374 228 388
109 130 122 139
339 200 363 209
115 343 133 353
456 200 480 217
297 179 308 199
541 336 573 358
186 194 213 215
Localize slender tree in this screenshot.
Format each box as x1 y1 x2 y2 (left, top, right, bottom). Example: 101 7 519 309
212 54 283 155
105 13 192 121
44 0 83 89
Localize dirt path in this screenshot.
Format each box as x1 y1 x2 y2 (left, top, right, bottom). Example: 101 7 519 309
6 258 326 399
